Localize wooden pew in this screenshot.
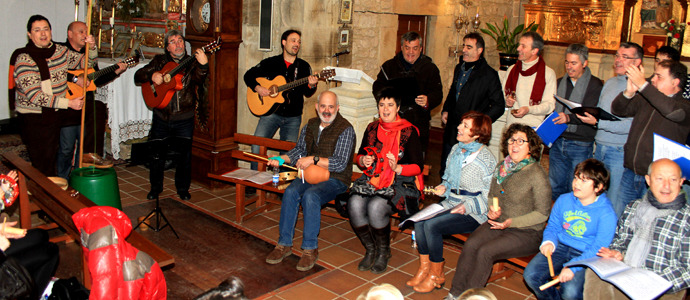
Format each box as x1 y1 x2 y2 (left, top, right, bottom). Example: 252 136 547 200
2 152 174 288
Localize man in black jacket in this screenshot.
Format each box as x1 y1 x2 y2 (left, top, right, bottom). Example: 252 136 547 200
373 31 443 153
244 29 319 169
134 30 208 200
549 44 603 200
440 33 504 175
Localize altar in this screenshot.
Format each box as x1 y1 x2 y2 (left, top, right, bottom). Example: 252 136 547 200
95 59 152 160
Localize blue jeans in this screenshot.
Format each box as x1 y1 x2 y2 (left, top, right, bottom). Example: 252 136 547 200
251 114 301 170
414 210 479 262
524 245 586 300
594 143 625 217
57 125 80 179
148 115 194 193
549 137 593 201
617 168 647 214
278 178 347 250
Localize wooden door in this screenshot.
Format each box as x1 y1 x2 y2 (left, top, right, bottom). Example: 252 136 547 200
396 15 427 53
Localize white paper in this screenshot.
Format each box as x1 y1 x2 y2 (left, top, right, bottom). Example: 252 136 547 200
325 67 374 84
222 169 273 185
398 203 449 228
554 94 582 109
653 133 690 161
565 257 672 300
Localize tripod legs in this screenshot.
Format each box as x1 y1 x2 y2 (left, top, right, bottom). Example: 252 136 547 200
133 196 179 238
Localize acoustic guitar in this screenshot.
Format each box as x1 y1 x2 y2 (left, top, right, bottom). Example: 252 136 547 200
66 51 141 100
247 69 336 116
141 37 221 109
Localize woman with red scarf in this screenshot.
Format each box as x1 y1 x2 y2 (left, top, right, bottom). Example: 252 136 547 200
348 87 424 274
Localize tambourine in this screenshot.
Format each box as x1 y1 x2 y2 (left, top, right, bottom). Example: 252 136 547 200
0 174 19 210
363 146 385 177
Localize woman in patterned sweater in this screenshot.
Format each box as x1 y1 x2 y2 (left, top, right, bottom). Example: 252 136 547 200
407 111 497 293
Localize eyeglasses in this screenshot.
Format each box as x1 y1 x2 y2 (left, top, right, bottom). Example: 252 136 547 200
614 54 638 60
507 138 528 145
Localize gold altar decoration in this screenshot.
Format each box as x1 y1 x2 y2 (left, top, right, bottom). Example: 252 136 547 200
524 0 618 50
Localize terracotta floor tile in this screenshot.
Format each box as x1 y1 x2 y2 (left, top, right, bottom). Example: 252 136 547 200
276 281 338 300
340 260 385 281
490 272 532 296
310 269 366 296
485 283 532 299
388 247 417 269
318 244 360 267
341 283 372 300
319 225 355 245
195 198 234 213
242 214 279 233
372 269 417 295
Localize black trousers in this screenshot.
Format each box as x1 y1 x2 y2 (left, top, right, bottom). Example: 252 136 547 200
148 114 194 194
6 229 59 299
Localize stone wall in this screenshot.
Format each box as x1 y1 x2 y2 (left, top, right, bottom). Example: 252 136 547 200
237 0 523 135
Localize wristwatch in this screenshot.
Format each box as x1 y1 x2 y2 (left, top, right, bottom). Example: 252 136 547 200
313 156 320 165
72 76 79 83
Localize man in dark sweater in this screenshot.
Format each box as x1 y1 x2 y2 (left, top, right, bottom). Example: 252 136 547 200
549 44 603 200
56 21 127 178
440 33 504 175
372 31 443 152
264 91 356 272
611 60 690 212
244 29 319 169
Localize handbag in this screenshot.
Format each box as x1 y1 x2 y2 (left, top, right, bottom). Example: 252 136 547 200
0 256 34 300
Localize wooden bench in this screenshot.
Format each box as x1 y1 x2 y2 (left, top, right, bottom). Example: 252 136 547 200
451 232 535 283
2 152 174 288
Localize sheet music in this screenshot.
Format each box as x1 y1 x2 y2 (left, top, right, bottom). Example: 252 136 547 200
554 94 582 109
398 204 449 228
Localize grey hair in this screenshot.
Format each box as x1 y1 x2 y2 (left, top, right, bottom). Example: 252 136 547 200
400 31 422 47
520 31 544 56
566 43 589 64
164 29 184 49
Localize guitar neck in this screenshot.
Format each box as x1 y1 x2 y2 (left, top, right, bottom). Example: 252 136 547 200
167 55 196 78
276 75 319 93
88 64 119 81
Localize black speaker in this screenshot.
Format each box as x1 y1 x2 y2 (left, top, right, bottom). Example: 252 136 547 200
259 0 272 50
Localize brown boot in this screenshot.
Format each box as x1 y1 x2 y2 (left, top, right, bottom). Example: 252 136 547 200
406 254 431 287
296 248 318 271
266 245 292 264
414 261 445 293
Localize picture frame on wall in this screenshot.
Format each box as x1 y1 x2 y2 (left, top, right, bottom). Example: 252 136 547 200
642 35 667 56
339 0 353 24
339 28 351 47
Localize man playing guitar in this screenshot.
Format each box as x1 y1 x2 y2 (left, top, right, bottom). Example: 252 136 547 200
57 21 128 178
243 29 318 170
134 30 208 201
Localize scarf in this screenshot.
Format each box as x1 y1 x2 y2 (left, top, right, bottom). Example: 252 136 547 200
369 116 417 189
557 66 592 133
443 141 483 188
623 191 685 268
20 40 57 81
504 57 546 106
496 155 536 184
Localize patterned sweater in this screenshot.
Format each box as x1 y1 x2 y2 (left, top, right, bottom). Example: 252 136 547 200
13 44 90 114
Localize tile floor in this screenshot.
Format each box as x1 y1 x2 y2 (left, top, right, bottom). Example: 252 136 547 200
114 163 538 300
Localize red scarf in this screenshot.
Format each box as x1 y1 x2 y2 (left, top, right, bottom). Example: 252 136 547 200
369 116 418 189
504 57 546 106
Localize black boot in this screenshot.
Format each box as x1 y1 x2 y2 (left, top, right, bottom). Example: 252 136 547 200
370 224 391 274
353 225 377 271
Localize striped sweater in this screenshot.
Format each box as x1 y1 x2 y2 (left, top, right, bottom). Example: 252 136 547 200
13 44 88 114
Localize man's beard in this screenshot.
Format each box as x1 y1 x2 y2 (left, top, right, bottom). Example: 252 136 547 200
319 111 335 124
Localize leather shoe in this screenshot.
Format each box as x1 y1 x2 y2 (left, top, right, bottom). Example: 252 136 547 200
147 190 160 200
82 153 114 169
266 245 292 264
296 248 318 271
178 191 191 200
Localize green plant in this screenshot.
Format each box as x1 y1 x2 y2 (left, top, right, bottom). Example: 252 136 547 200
480 18 539 55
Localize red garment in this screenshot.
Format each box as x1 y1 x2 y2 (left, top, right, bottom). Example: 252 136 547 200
72 206 167 300
504 57 546 105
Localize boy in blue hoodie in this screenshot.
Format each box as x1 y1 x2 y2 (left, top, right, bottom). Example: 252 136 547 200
524 159 618 300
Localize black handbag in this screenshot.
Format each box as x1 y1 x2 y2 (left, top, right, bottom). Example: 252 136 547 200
0 256 34 300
